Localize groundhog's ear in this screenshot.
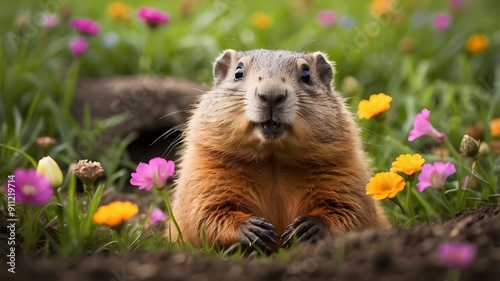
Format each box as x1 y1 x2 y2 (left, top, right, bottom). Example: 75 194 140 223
313 52 334 91
213 49 237 86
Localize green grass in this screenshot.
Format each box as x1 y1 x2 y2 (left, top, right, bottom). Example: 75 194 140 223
0 0 499 257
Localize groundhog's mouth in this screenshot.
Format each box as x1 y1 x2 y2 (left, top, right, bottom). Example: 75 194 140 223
258 119 286 140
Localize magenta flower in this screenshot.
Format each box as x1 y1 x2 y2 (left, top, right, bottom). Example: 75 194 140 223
408 108 445 142
433 13 452 31
69 37 88 57
317 10 336 27
449 0 465 11
70 17 100 36
416 162 456 192
437 242 475 268
145 209 167 229
130 157 175 191
137 7 169 29
13 168 53 205
40 13 60 28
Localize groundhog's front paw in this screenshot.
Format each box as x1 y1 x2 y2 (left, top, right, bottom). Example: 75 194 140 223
281 216 328 248
238 216 278 253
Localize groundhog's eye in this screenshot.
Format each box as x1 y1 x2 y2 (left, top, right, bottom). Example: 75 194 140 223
300 66 311 84
235 66 244 80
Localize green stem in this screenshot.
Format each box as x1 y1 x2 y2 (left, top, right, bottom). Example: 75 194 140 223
411 188 436 216
472 160 494 195
390 196 407 216
405 181 416 218
54 189 63 205
443 137 461 160
439 189 455 217
160 188 184 244
139 30 154 72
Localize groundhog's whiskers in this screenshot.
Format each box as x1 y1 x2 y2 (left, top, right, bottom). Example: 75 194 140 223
158 106 197 120
162 133 185 158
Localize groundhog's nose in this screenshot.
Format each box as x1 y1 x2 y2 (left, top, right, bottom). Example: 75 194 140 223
258 91 287 110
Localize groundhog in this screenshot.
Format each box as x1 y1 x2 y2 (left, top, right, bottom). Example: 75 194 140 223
169 49 389 252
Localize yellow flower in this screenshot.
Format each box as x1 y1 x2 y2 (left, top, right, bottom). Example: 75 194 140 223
371 0 393 15
490 118 500 137
366 172 405 200
251 12 271 30
357 93 393 120
107 1 131 21
93 201 139 227
466 34 488 54
390 153 425 176
37 156 63 189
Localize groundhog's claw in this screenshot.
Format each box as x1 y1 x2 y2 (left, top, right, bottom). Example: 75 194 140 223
238 216 278 253
281 216 327 248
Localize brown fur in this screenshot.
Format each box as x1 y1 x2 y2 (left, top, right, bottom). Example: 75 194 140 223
169 49 389 250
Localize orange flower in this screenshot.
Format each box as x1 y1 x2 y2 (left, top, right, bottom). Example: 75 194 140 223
390 154 425 176
466 34 488 54
371 0 393 15
366 172 405 200
93 201 138 227
251 12 271 30
357 93 393 120
490 118 500 137
107 1 131 21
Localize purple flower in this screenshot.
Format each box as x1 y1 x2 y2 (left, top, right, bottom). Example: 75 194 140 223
317 10 336 27
137 7 169 29
145 209 166 229
449 0 465 11
338 15 355 29
70 17 100 36
102 31 119 48
69 37 88 57
408 108 445 142
433 13 452 31
417 162 456 192
40 13 59 28
437 242 476 268
130 157 175 191
410 11 429 28
13 168 53 205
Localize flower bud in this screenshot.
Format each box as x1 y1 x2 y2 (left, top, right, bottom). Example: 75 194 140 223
70 159 104 188
35 136 56 150
459 135 480 158
342 76 361 96
479 142 489 156
37 156 64 189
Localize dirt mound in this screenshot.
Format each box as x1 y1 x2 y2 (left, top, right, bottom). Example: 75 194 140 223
4 203 499 281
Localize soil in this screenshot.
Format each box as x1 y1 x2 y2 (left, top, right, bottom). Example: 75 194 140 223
2 203 499 281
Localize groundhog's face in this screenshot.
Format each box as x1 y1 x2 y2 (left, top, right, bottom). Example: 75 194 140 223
191 49 352 160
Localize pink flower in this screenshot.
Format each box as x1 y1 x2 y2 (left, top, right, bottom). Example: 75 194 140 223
449 0 465 11
69 37 88 57
137 7 169 29
416 162 456 192
317 10 336 27
13 168 53 205
70 17 100 36
433 13 452 31
437 242 475 268
40 13 60 28
145 209 166 229
408 108 445 142
130 157 175 191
